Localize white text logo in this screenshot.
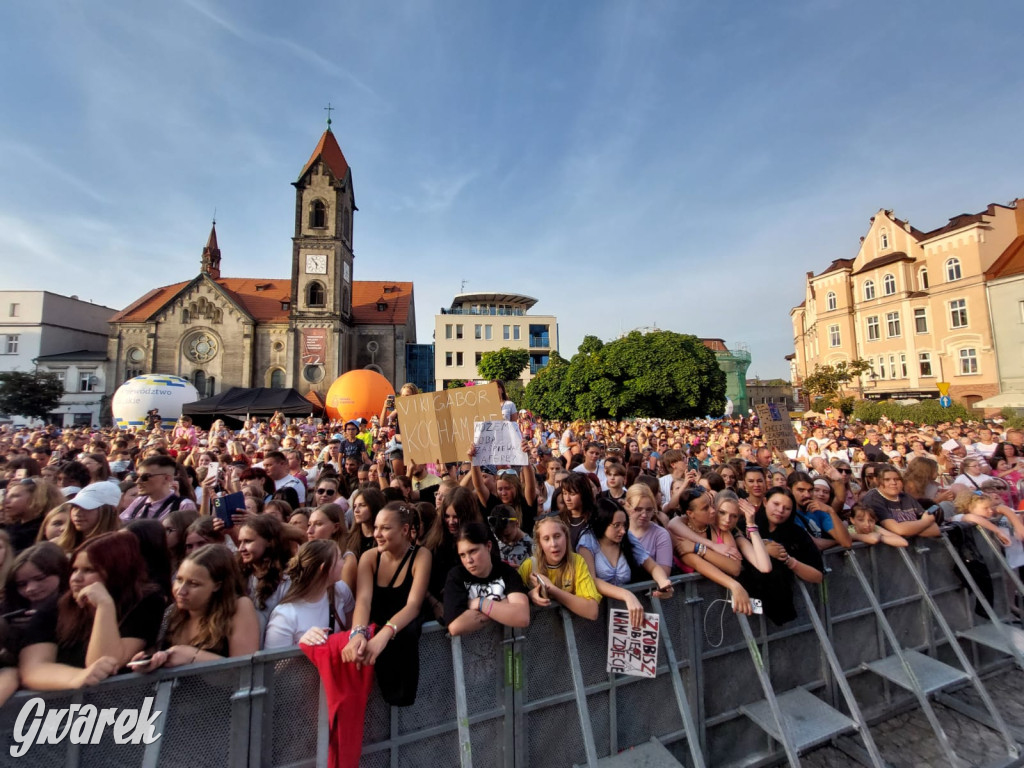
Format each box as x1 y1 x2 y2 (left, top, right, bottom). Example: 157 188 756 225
11 696 162 757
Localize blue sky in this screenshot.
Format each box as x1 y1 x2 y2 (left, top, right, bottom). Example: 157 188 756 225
2 1 1022 379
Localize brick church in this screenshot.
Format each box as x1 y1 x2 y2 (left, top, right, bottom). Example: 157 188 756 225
107 126 416 400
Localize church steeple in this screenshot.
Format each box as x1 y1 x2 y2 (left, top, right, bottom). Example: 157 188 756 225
200 221 221 279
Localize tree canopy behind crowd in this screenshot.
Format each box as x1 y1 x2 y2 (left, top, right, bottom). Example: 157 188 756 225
0 371 65 421
522 331 726 420
477 347 530 383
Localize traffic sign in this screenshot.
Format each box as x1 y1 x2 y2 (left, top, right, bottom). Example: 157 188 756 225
937 382 951 396
939 395 952 408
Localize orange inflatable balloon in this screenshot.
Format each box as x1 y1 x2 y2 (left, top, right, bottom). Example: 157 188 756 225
325 370 396 424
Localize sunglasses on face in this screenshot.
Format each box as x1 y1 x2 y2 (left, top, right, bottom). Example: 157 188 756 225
316 488 337 496
836 468 852 474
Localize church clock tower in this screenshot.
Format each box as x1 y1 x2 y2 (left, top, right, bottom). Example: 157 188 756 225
289 118 356 390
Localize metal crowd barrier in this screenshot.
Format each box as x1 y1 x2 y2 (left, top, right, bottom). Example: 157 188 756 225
1 530 1022 768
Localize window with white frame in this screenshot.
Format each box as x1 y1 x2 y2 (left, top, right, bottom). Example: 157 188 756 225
866 316 880 341
883 273 896 295
445 351 453 366
918 267 929 290
880 230 889 250
503 325 510 340
50 369 66 391
900 353 907 378
945 258 962 282
914 308 928 334
826 292 837 311
888 355 897 379
474 324 483 340
949 299 968 329
863 280 875 300
512 326 521 341
4 335 18 354
455 324 463 340
886 312 901 338
8 303 18 317
828 324 840 347
877 357 886 379
959 348 978 375
919 352 933 377
79 370 96 392
445 324 452 340
456 351 464 366
485 325 492 340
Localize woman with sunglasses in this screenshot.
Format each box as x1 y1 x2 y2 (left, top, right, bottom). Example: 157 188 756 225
3 477 66 553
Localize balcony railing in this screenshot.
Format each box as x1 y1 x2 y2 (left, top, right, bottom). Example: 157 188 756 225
440 307 525 316
529 336 549 348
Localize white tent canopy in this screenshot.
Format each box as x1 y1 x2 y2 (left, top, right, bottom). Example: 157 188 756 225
973 392 1024 409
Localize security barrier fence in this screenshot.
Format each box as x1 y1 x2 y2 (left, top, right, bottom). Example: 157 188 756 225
1 530 1021 768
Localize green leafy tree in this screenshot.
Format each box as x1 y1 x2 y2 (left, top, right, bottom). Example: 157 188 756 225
523 331 726 420
445 379 468 389
0 371 65 421
477 347 530 383
800 359 871 404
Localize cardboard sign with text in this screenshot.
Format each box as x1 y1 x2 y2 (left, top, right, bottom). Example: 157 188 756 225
606 608 660 678
754 402 798 452
395 383 503 465
472 421 528 467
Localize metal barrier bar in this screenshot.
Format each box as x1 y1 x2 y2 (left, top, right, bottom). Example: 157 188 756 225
976 527 1024 598
561 608 599 768
844 550 960 768
795 581 886 768
141 679 175 768
450 634 473 768
651 594 707 768
895 545 1019 759
938 532 1024 672
735 612 802 767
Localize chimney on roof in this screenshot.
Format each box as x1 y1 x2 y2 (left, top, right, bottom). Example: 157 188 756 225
200 221 221 279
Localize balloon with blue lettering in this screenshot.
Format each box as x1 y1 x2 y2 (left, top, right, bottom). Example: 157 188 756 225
112 375 200 430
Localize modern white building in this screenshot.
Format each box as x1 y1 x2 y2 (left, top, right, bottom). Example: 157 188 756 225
434 292 558 390
0 291 117 426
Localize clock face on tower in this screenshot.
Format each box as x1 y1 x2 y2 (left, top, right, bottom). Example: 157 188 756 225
305 254 327 274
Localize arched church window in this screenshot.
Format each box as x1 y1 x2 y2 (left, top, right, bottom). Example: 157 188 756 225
270 369 286 388
307 282 326 308
309 200 327 229
194 370 206 395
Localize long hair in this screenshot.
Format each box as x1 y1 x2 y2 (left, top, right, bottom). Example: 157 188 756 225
164 508 200 570
123 518 174 602
3 541 68 613
424 486 482 552
36 503 72 544
310 503 348 549
530 515 576 592
903 456 939 500
18 478 65 522
280 540 338 606
237 515 291 610
186 516 228 547
558 473 595 527
590 498 646 583
345 488 386 553
57 531 154 648
167 544 246 652
55 502 121 554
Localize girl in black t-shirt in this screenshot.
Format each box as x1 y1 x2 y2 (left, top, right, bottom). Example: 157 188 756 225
19 531 165 690
442 523 530 636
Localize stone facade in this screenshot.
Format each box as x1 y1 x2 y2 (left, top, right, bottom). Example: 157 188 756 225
107 129 415 400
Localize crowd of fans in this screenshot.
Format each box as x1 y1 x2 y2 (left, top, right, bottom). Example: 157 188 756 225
0 390 1022 760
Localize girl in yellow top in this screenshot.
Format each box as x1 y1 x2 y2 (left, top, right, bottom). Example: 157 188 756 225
518 516 600 620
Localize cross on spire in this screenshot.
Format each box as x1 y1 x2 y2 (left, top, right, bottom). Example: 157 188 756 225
324 102 334 130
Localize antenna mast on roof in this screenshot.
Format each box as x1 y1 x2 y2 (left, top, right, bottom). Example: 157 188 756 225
460 279 468 293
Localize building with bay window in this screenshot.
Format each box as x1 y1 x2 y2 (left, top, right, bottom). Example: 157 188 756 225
790 199 1021 407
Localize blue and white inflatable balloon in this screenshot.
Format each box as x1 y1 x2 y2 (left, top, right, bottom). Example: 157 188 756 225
112 374 200 430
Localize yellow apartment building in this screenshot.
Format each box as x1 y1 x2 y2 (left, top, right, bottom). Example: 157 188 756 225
434 292 558 390
790 200 1021 407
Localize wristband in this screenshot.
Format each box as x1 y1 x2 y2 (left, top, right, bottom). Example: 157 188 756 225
485 599 494 616
385 621 399 640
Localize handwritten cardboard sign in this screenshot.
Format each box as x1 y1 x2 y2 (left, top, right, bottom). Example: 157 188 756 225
754 402 797 452
472 421 528 467
606 608 660 678
395 383 504 465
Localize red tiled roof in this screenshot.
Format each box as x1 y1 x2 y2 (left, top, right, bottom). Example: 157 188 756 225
299 129 350 183
986 234 1024 281
113 277 412 327
851 251 913 275
351 281 413 325
815 258 854 277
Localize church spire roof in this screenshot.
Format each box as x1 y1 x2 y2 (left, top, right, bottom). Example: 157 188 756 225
298 127 350 183
200 221 221 279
